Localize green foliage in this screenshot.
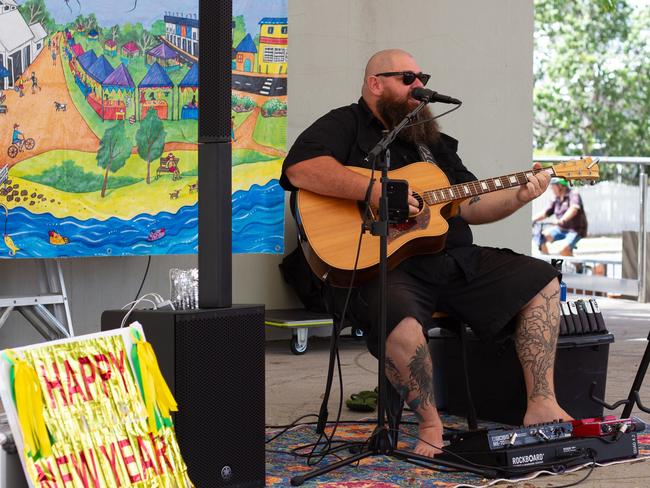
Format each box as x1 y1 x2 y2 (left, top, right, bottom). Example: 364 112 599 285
261 98 287 117
23 160 140 192
151 20 166 37
232 94 256 111
233 15 247 48
534 0 650 183
232 149 277 166
136 110 167 183
18 0 55 32
136 110 166 161
97 122 133 197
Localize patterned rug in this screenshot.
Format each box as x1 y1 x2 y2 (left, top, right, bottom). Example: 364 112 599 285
266 413 650 487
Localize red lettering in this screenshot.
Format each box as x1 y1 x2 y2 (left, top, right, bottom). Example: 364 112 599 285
99 442 122 487
136 435 158 478
41 362 68 408
78 356 96 401
55 455 74 486
69 450 100 488
118 438 142 483
93 354 111 398
34 460 58 487
64 360 87 404
109 351 129 393
149 433 173 473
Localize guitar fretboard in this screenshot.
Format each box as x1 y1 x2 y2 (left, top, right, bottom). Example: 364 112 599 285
422 168 553 205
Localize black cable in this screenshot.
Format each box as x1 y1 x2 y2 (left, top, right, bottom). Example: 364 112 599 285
304 219 366 465
265 414 319 444
133 255 151 302
543 453 596 488
403 103 462 129
265 418 417 430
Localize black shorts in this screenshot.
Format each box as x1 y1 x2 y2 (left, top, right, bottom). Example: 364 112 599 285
329 247 559 358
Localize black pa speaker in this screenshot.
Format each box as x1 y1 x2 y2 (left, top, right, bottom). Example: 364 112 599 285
198 0 232 142
197 0 233 308
101 306 265 487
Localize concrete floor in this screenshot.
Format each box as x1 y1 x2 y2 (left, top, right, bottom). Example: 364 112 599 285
266 296 650 487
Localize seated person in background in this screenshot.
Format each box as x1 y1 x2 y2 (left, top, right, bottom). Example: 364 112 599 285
281 48 572 458
533 177 588 256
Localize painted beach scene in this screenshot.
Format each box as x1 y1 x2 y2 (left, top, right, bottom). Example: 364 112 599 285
0 0 287 258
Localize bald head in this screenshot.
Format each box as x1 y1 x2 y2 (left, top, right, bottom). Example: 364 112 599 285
364 49 415 80
361 49 424 122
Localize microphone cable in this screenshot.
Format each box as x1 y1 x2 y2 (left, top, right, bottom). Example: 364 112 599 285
403 102 462 129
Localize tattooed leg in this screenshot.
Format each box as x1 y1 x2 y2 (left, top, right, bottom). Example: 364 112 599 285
385 317 443 457
514 278 573 425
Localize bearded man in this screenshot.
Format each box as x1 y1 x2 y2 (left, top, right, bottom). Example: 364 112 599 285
280 49 571 457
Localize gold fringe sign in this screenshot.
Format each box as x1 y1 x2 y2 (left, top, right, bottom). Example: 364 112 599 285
0 324 194 488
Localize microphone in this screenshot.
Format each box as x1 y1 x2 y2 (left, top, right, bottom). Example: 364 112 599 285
411 87 462 105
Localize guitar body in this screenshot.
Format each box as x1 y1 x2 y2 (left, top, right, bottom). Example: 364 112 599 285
296 162 461 287
295 157 599 287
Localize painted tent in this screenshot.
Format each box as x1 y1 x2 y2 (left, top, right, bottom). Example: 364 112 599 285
77 49 98 70
138 61 173 120
100 63 135 120
146 42 180 69
0 0 287 259
122 41 140 57
70 44 84 57
178 62 198 120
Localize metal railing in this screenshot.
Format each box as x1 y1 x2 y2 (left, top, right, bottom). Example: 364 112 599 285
536 156 650 303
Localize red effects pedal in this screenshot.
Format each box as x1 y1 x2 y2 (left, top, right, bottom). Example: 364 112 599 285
571 416 646 437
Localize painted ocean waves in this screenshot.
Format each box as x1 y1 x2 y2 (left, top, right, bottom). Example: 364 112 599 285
0 179 284 257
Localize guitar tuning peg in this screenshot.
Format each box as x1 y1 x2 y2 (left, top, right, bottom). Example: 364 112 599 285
590 181 596 186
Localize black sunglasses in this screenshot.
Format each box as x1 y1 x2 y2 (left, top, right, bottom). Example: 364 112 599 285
374 71 431 86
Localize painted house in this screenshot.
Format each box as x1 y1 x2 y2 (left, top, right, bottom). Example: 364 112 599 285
164 12 198 58
234 33 256 73
0 0 46 89
258 17 287 75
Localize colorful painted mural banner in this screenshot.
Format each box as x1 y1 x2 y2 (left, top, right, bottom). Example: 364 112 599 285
0 324 193 487
0 0 286 258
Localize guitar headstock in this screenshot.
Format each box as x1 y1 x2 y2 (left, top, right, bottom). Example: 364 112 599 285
552 157 600 184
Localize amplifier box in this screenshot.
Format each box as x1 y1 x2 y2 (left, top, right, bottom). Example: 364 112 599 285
102 305 265 488
430 329 614 425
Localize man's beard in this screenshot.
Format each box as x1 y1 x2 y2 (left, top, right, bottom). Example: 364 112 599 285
376 94 441 146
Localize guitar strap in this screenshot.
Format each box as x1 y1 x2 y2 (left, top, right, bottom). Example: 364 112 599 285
416 144 437 164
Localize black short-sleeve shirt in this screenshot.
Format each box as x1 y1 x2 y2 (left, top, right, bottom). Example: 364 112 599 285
281 98 482 280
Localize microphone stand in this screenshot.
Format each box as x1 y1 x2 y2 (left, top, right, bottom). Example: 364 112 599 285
290 99 496 485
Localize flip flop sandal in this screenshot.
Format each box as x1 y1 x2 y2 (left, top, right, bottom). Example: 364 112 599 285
346 388 378 412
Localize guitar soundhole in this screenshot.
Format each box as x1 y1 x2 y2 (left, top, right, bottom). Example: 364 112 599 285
389 191 429 242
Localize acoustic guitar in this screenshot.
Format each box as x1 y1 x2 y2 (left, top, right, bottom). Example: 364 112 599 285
296 158 599 287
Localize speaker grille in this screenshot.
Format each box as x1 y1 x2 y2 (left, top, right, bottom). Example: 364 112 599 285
199 0 233 142
174 307 265 487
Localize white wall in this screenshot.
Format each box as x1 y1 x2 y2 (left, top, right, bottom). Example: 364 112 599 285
0 0 534 348
287 0 535 250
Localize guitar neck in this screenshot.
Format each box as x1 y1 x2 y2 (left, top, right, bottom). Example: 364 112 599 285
422 167 555 206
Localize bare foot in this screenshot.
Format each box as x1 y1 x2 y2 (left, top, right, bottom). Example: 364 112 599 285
413 422 444 457
524 400 573 426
